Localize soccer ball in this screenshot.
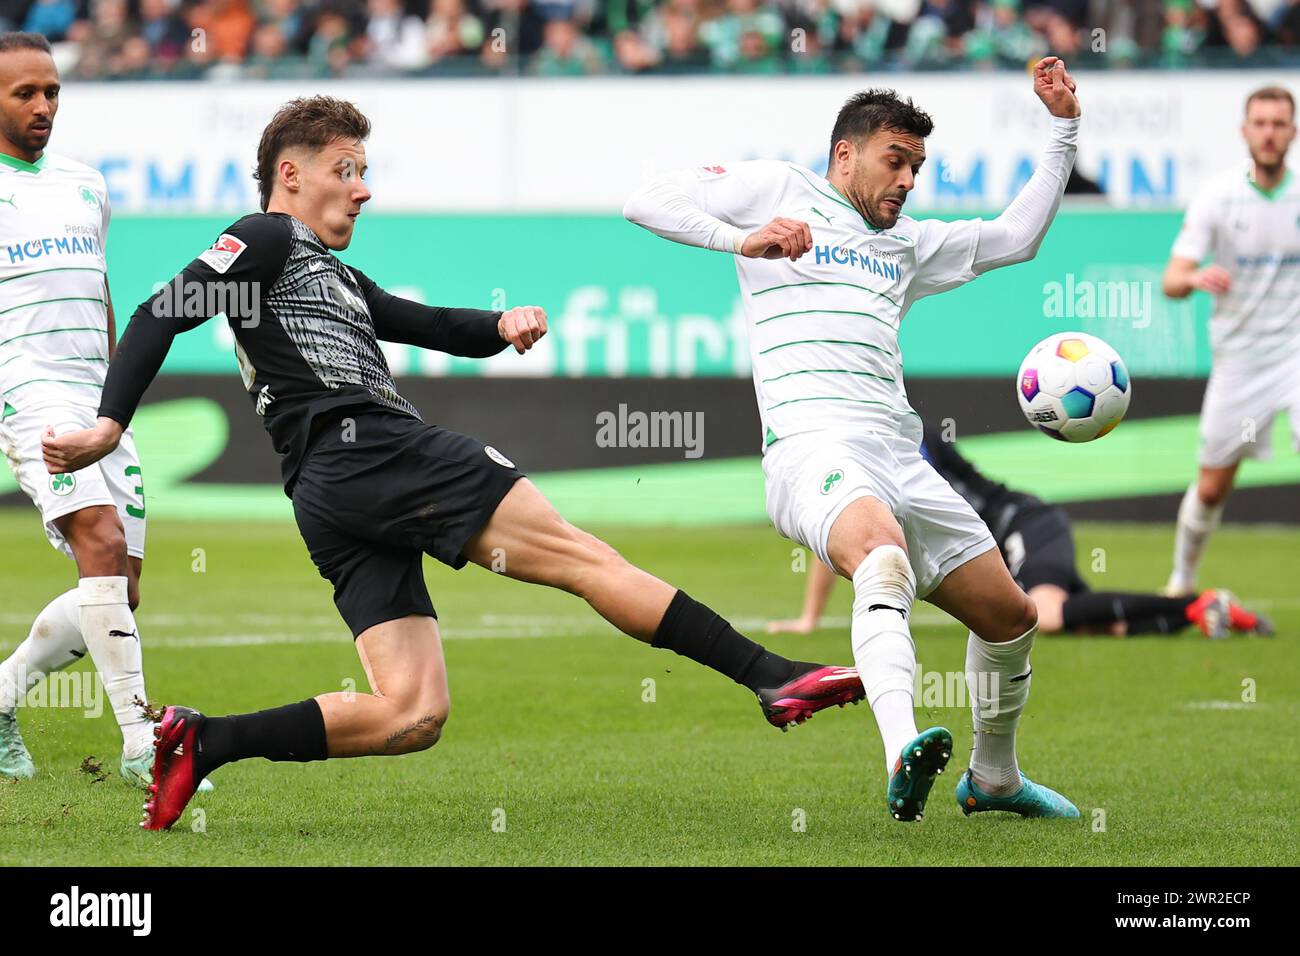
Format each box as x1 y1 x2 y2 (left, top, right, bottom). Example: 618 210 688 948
1016 332 1131 442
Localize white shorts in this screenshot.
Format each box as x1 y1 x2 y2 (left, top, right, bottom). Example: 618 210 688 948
762 430 996 598
0 404 146 560
1199 359 1300 468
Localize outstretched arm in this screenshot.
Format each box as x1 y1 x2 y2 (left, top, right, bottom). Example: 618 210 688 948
623 160 813 261
972 58 1081 274
351 268 547 357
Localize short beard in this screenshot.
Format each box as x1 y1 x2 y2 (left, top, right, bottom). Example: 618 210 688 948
0 124 46 156
1251 149 1286 176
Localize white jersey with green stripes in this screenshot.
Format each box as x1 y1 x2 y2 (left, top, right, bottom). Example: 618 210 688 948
1172 160 1300 366
702 161 981 451
0 150 111 415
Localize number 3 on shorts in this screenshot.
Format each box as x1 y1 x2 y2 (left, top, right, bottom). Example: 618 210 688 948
124 465 145 519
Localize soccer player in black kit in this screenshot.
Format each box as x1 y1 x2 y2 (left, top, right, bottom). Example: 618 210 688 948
769 422 1273 640
42 97 863 831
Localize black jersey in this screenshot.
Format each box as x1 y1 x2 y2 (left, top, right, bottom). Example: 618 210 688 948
98 212 506 490
919 421 1043 543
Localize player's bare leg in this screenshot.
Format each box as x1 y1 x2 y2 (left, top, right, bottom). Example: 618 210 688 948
925 550 1077 817
317 616 451 756
1167 462 1239 595
461 478 863 728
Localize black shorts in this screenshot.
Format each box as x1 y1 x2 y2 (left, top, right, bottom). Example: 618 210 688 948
291 409 525 637
999 500 1088 595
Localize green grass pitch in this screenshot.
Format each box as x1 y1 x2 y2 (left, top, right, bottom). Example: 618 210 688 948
0 509 1296 866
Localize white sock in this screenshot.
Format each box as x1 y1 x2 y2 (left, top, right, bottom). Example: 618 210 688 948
850 545 919 775
1170 483 1222 592
965 625 1036 796
0 589 87 714
78 576 151 760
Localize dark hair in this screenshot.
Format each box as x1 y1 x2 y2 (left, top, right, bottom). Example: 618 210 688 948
254 96 371 212
0 32 54 56
1245 85 1295 118
828 89 934 166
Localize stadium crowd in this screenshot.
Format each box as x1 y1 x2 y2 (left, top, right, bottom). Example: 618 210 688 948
6 0 1300 78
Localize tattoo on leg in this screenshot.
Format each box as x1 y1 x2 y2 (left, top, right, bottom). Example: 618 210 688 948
379 712 445 754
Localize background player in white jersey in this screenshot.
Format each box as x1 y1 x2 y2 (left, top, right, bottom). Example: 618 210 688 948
625 59 1082 822
1162 86 1300 596
0 33 208 792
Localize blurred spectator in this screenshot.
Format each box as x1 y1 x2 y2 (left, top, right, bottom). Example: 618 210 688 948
480 0 547 67
426 0 486 63
306 2 359 73
71 0 135 79
700 0 783 68
612 26 658 70
1023 0 1085 55
188 0 259 61
138 0 192 64
15 0 1300 78
260 0 309 52
365 0 428 68
528 14 606 72
645 0 710 71
23 0 78 42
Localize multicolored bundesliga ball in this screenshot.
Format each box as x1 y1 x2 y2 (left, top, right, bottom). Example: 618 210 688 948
1017 332 1131 442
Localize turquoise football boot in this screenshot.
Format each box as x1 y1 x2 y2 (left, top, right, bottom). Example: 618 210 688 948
121 751 214 793
0 711 36 780
955 769 1079 818
886 726 953 821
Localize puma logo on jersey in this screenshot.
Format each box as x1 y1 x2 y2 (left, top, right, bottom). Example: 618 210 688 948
109 629 138 641
255 384 273 416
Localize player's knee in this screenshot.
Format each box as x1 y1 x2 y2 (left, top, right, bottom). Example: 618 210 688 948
388 697 449 755
832 536 908 581
70 518 128 577
1012 591 1039 639
1197 475 1232 508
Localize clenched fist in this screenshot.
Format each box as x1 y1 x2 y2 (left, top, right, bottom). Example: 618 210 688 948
741 217 814 261
498 306 548 354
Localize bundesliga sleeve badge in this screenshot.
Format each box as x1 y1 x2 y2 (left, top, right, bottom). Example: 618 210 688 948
198 234 248 274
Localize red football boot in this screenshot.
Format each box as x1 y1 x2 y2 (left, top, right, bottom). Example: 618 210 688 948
756 665 864 730
1186 589 1274 639
141 705 206 831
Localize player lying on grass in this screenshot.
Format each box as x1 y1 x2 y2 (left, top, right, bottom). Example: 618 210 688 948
625 61 1083 822
40 96 864 831
767 422 1274 639
0 32 213 792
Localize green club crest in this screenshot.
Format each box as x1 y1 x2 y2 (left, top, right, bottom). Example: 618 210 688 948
79 186 100 209
820 469 844 495
49 473 76 496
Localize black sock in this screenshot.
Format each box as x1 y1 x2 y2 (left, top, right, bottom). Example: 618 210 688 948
1061 591 1194 635
652 590 807 691
194 699 328 780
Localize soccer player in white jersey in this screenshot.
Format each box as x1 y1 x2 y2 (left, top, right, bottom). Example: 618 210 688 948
625 59 1083 821
0 32 208 792
1162 86 1300 596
